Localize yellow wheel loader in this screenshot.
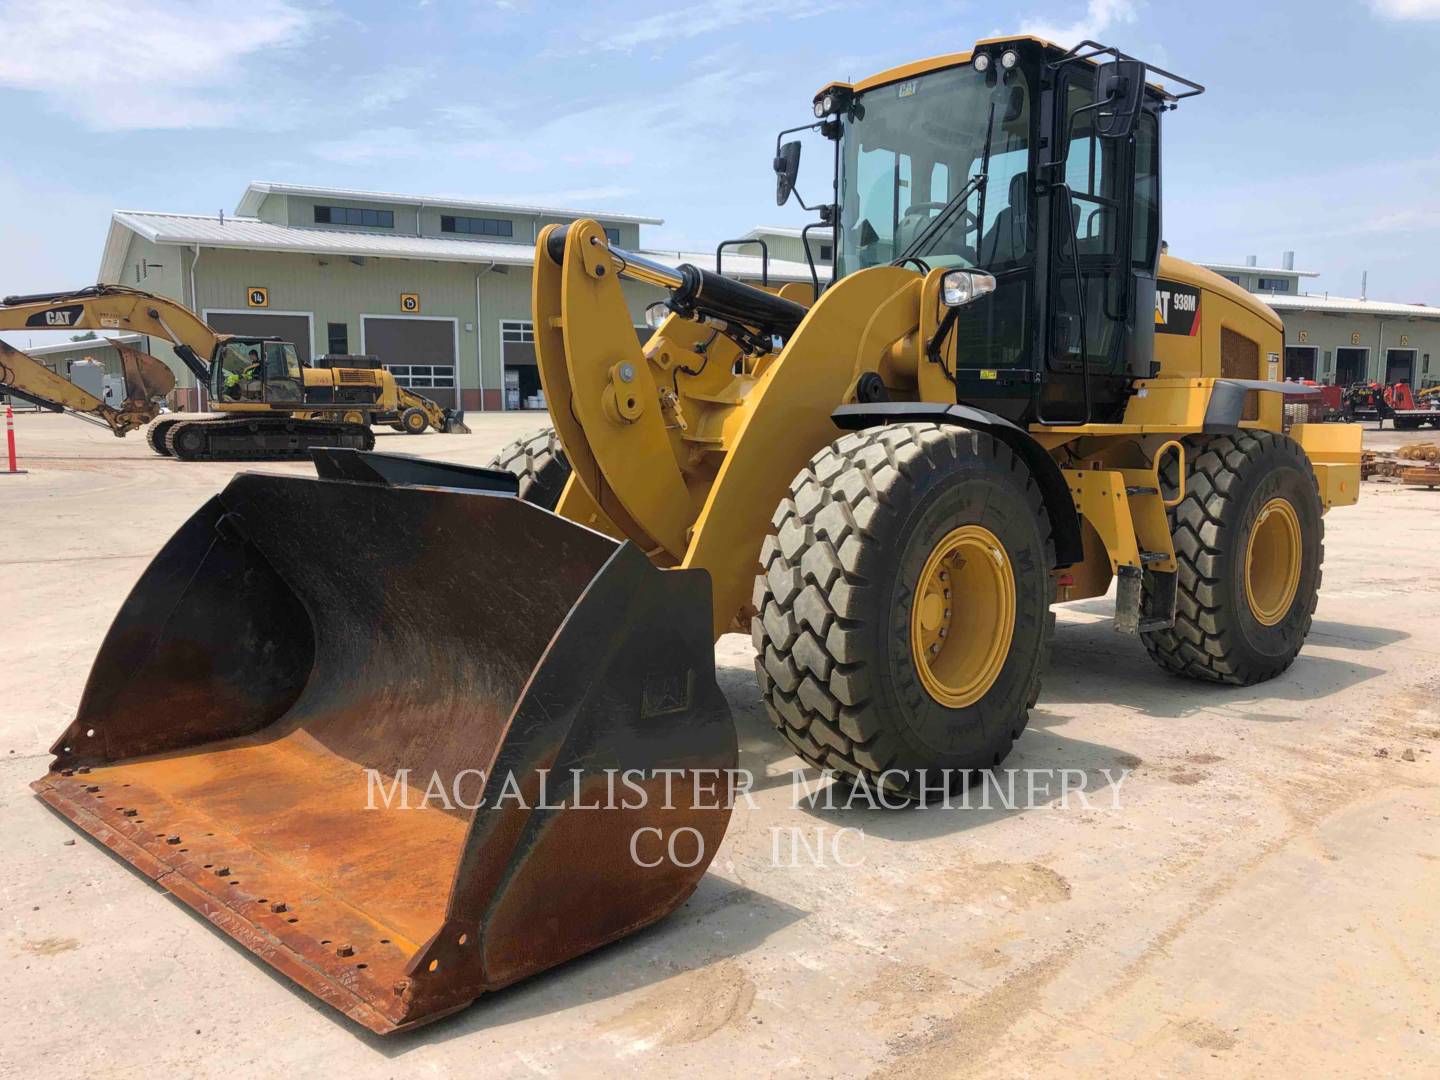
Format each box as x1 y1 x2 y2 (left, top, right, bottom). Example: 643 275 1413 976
33 36 1360 1034
0 286 468 459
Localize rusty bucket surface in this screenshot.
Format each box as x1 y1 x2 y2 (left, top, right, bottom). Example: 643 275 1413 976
33 454 736 1034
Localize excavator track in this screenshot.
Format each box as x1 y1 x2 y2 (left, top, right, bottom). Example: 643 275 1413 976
163 416 375 461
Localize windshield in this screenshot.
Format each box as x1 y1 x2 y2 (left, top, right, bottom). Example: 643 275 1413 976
838 65 1032 277
214 340 301 395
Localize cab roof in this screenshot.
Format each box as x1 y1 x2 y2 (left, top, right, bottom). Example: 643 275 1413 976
818 35 1180 102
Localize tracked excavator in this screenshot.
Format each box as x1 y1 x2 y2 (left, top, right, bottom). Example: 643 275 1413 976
0 285 466 459
0 336 175 435
32 36 1361 1034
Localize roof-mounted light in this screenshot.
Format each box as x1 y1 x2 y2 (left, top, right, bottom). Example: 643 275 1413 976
1000 49 1019 71
972 53 991 73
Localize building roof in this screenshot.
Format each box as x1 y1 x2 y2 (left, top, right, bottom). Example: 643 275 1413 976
1262 293 1440 320
1198 261 1320 279
22 333 143 356
100 211 826 284
745 226 806 239
235 182 664 226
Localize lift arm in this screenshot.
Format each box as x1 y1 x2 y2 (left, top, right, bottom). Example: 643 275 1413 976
0 285 222 385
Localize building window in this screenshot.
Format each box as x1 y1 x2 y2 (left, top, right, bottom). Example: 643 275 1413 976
1256 277 1289 293
441 215 515 237
501 320 534 343
314 205 394 228
388 364 455 389
819 243 833 261
1221 274 1242 285
604 227 621 244
327 322 349 355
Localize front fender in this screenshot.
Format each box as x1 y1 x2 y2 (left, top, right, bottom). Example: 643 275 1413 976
832 402 1083 567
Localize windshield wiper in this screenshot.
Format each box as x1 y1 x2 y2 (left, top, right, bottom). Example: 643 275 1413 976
893 99 998 266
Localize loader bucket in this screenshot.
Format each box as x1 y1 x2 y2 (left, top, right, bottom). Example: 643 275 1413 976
32 453 736 1035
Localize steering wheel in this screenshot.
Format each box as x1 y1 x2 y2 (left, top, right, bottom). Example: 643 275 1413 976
896 202 978 258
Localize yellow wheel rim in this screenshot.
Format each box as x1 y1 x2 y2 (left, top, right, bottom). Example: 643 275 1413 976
341 410 364 425
909 525 1016 709
1244 497 1302 626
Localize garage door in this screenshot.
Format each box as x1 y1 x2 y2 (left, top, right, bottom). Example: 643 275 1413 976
206 312 313 363
363 317 457 408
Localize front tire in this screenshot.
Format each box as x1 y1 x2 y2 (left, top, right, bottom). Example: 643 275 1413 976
399 407 428 434
487 427 572 510
1141 431 1324 685
752 423 1055 798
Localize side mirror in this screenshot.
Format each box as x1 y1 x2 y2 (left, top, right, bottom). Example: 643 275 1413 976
1094 59 1145 139
774 141 801 206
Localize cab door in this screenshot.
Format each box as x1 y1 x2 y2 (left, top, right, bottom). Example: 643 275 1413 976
260 342 305 404
1041 67 1135 422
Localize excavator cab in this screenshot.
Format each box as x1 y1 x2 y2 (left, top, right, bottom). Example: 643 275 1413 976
213 336 304 405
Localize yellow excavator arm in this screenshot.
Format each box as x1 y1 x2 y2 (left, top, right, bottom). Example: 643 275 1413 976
0 337 175 436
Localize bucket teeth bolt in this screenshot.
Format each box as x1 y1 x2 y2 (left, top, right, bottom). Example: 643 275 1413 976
123 808 138 817
336 944 354 958
86 785 100 793
214 866 230 876
270 902 288 913
166 836 181 844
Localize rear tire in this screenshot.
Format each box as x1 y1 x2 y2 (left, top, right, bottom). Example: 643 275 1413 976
400 407 428 435
752 423 1055 798
488 427 572 510
1141 431 1323 685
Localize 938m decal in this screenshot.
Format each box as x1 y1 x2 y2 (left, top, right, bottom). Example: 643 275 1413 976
1154 281 1200 336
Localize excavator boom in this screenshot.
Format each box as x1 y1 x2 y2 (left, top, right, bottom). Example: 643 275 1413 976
0 285 220 385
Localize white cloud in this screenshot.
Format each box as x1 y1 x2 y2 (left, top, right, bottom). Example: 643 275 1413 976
1019 0 1138 47
0 0 317 130
558 0 846 55
1371 0 1440 17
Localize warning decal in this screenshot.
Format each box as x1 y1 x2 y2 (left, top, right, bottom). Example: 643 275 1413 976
1155 280 1201 336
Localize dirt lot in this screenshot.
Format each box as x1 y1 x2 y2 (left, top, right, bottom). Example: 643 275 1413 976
1 412 1437 1077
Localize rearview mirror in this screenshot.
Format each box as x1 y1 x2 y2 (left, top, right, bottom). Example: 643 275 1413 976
1094 59 1145 139
774 141 801 206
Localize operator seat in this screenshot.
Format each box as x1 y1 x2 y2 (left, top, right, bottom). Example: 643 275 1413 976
980 172 1028 267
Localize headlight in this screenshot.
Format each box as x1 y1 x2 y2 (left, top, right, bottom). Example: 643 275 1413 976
1000 49 1019 71
972 53 991 73
813 99 825 118
644 301 670 329
941 269 997 308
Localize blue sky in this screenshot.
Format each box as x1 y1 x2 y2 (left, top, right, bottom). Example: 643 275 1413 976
1 0 1439 308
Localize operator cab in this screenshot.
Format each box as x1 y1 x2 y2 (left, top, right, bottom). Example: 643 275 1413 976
780 38 1202 426
212 335 304 404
